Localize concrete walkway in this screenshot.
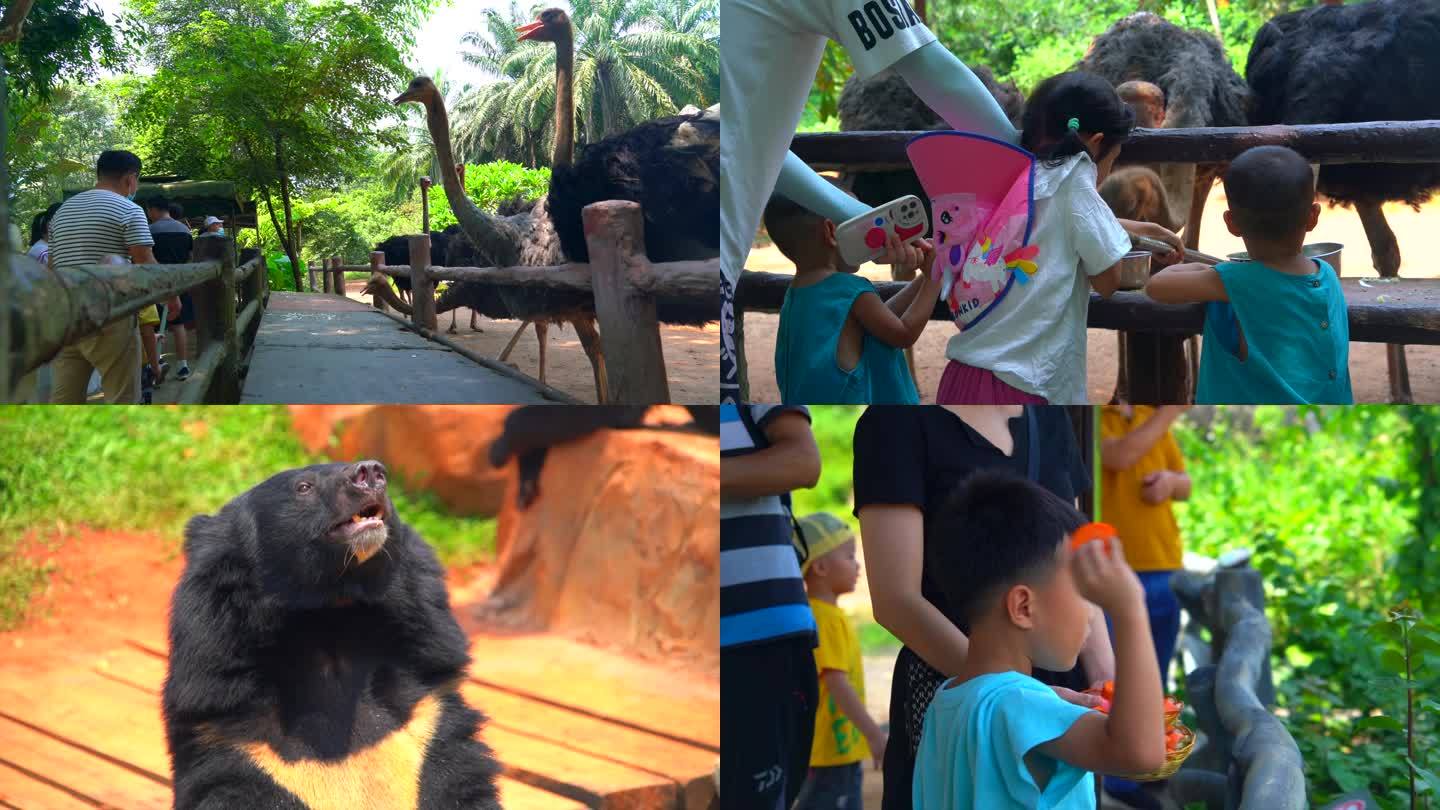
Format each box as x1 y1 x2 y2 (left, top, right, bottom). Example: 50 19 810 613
241 293 557 404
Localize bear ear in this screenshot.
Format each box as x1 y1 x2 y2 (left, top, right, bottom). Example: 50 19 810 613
183 499 258 562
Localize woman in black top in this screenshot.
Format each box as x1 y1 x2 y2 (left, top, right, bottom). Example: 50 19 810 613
853 405 1110 810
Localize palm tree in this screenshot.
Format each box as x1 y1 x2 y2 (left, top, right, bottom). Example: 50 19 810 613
450 0 718 168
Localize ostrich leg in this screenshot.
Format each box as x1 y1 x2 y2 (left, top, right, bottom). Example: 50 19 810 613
534 321 548 385
1357 199 1411 403
470 311 482 332
571 318 610 403
447 308 458 334
499 320 531 362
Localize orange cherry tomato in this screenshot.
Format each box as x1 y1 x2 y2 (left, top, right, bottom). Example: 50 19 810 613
1071 522 1116 553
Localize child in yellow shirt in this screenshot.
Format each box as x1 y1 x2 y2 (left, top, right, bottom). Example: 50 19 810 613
793 512 887 810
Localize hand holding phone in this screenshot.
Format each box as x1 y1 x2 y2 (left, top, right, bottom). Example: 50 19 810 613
835 196 930 266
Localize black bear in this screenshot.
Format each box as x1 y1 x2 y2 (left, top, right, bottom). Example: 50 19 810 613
162 460 501 809
489 406 720 509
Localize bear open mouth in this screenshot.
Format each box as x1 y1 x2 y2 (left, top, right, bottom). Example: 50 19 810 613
330 501 387 538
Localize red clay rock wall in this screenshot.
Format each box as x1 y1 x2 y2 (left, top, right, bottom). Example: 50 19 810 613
287 405 515 516
487 427 719 666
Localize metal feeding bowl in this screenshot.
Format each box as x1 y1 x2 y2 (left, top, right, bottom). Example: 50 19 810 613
1115 250 1154 291
1226 242 1344 274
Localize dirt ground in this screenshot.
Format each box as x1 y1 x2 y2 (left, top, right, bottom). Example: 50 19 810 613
743 188 1440 403
342 282 719 404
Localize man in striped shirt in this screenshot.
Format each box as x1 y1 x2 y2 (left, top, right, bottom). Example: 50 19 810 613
48 150 176 404
721 403 821 809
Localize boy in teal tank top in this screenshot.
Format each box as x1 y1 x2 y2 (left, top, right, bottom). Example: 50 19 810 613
1147 146 1353 404
765 190 939 404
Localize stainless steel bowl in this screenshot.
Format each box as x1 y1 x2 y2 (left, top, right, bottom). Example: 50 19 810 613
1226 242 1343 273
1115 250 1153 290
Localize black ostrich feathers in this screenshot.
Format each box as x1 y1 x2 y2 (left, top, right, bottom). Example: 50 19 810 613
546 110 719 266
1247 0 1440 208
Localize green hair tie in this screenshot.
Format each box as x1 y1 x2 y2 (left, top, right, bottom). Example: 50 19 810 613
1067 117 1080 132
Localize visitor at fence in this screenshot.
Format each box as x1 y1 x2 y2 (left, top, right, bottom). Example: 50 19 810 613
720 0 1021 403
1099 403 1192 810
201 215 224 236
792 512 887 810
766 183 937 404
27 202 61 265
47 150 178 404
853 405 1110 810
1146 145 1353 404
931 72 1181 404
913 471 1165 808
720 403 821 808
147 196 198 382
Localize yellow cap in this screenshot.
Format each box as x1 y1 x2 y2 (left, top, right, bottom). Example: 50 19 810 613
794 512 855 574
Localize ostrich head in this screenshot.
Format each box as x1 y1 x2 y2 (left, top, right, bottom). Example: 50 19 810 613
516 8 572 43
393 76 439 106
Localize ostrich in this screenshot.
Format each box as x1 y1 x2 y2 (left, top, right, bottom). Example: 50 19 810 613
1247 0 1440 403
375 230 450 305
519 8 720 265
393 75 609 397
391 70 713 400
1078 12 1250 247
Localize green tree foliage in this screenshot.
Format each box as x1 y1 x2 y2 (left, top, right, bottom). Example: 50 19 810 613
451 0 718 166
121 0 432 288
1 0 124 100
6 81 131 234
802 0 1321 126
238 161 549 267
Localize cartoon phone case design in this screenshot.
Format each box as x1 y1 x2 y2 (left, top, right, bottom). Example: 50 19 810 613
835 195 930 266
906 132 1040 333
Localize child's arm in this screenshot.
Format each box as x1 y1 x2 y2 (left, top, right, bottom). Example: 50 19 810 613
720 410 821 499
1038 537 1165 775
850 237 938 348
1116 219 1184 266
1089 265 1123 299
1145 263 1229 304
883 272 927 317
820 670 887 769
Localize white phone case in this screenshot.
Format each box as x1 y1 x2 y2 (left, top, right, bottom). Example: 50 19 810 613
835 195 929 266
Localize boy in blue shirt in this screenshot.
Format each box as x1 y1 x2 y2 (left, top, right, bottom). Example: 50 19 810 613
913 471 1165 809
1146 145 1352 404
766 190 938 404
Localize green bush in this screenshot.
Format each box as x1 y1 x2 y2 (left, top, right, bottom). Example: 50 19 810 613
0 407 497 630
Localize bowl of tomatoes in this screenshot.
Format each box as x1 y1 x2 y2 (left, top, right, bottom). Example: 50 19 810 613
1084 681 1194 781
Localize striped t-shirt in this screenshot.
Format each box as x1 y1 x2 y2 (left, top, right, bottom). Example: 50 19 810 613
48 189 153 270
720 403 817 650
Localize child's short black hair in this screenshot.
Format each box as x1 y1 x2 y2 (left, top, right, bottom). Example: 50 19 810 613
1223 145 1315 239
927 470 1088 629
145 195 171 211
762 177 851 266
1021 71 1135 168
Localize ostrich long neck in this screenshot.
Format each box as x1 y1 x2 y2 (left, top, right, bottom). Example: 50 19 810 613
553 30 574 168
422 91 520 266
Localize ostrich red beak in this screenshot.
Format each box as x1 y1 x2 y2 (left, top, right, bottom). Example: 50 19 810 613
516 20 545 41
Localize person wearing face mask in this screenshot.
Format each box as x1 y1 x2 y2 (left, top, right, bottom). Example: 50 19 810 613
201 215 225 236
47 149 177 404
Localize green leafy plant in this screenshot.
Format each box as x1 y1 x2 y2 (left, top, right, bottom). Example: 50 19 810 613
1358 605 1440 809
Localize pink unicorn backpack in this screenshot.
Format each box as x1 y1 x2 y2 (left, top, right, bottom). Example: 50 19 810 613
906 132 1040 333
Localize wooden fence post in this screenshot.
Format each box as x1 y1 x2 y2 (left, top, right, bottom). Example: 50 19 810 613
330 255 344 298
582 200 669 403
408 234 436 331
369 251 388 312
321 259 332 293
192 236 240 402
308 260 318 293
1124 334 1191 404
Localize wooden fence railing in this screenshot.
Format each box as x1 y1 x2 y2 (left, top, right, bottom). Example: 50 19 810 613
726 121 1440 402
4 234 268 403
320 200 718 405
1165 558 1306 810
